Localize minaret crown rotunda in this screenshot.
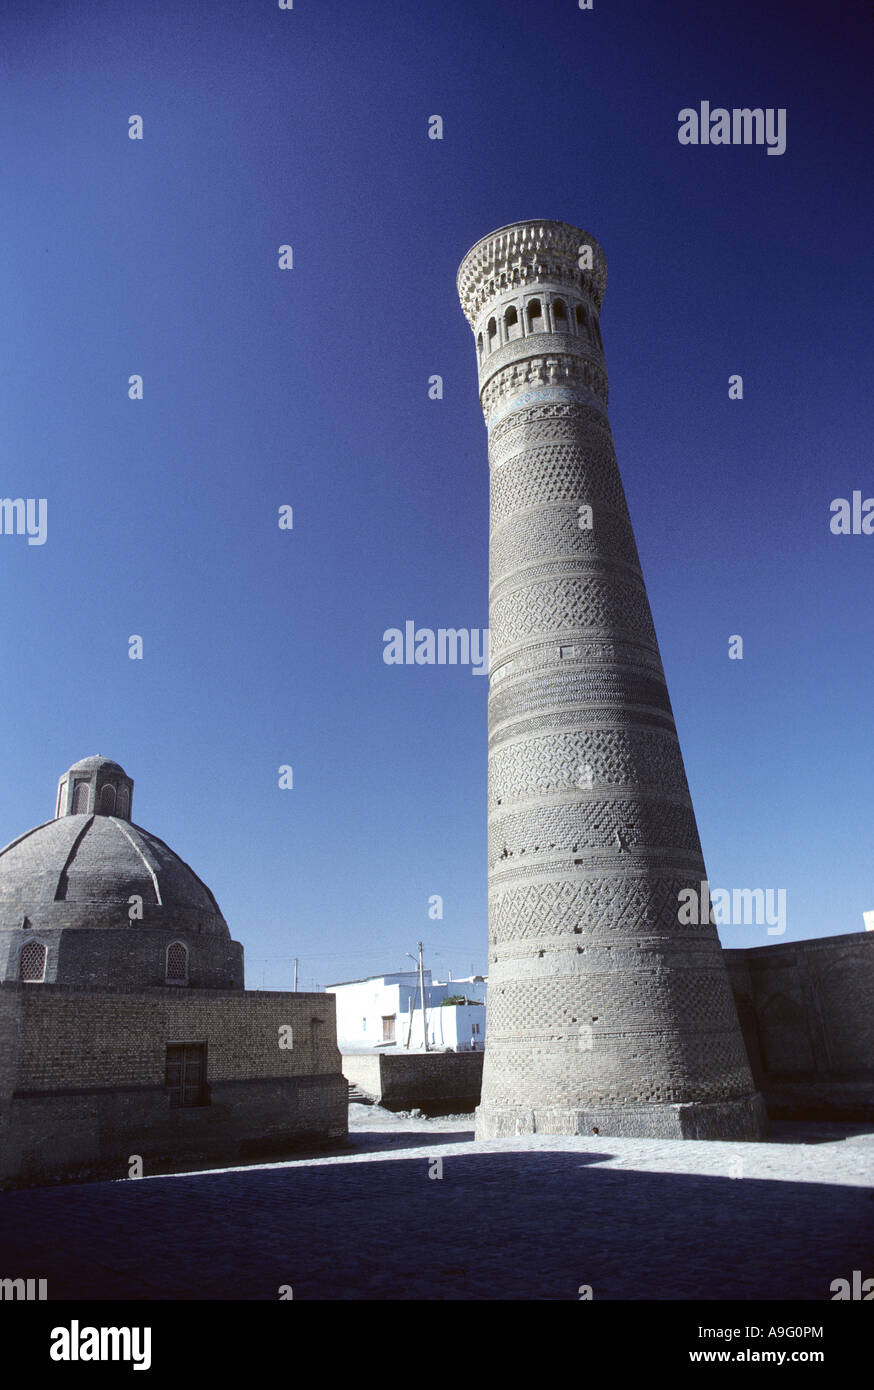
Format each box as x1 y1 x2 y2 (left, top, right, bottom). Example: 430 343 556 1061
457 220 610 434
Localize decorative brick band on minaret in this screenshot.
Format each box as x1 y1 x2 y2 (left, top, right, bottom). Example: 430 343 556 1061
458 220 766 1139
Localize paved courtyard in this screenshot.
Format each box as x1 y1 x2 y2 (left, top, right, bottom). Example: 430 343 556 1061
1 1109 872 1300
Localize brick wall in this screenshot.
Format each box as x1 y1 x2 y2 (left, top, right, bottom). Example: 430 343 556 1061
342 1050 483 1112
9 983 339 1089
0 982 348 1185
725 931 874 1119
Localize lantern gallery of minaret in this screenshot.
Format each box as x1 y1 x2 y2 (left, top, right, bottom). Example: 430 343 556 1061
457 220 766 1140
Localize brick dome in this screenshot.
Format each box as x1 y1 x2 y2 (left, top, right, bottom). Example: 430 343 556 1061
0 755 229 936
0 758 242 990
0 813 230 937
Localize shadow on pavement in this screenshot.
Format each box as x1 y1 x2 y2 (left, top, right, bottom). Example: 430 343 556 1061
1 1142 871 1301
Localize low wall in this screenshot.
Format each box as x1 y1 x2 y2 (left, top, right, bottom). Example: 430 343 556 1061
342 1049 483 1113
725 931 874 1120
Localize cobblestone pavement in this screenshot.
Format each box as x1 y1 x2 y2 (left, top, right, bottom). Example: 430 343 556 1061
1 1113 872 1300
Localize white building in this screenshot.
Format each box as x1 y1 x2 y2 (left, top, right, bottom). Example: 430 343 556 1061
399 998 484 1051
326 971 486 1051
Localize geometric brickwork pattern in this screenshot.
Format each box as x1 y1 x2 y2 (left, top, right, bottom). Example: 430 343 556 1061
488 726 690 808
482 1036 756 1110
486 969 743 1041
487 799 703 866
490 573 659 649
489 873 707 942
490 443 627 522
489 505 642 580
457 218 763 1138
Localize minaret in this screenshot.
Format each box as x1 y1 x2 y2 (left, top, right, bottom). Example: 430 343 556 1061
457 220 765 1139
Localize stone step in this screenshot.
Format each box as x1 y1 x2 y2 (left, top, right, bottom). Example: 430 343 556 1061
347 1082 376 1106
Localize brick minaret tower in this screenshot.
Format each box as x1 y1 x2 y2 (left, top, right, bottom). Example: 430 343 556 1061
457 220 765 1139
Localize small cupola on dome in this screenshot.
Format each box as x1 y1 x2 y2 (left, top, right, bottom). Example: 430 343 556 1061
56 756 134 821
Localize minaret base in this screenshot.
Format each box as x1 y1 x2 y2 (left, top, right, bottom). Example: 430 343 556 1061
475 1092 767 1142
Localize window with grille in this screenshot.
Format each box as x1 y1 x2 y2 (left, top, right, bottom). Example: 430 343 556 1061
71 781 89 813
165 941 189 983
165 1043 207 1108
117 788 129 817
19 941 47 982
100 784 116 814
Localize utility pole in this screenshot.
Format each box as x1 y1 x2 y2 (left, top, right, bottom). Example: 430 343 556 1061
418 940 429 1052
293 958 298 992
406 946 429 1050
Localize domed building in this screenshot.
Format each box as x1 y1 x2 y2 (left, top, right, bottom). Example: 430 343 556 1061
0 755 242 990
0 757 347 1188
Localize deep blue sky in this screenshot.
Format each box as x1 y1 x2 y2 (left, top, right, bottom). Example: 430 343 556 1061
1 0 871 987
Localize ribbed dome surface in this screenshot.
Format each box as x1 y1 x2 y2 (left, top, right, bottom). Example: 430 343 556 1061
0 814 229 936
